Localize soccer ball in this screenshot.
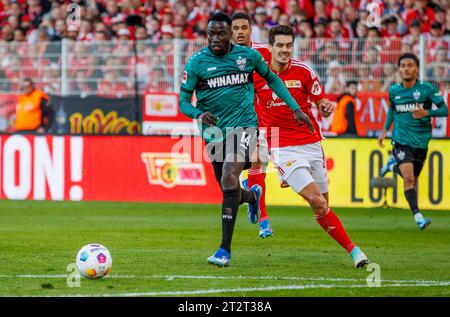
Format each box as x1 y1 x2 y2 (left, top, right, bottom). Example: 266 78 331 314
76 243 112 279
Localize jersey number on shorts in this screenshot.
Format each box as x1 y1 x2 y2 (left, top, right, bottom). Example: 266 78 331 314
240 132 251 150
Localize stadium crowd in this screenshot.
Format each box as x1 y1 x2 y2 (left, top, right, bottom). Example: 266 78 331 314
0 0 449 96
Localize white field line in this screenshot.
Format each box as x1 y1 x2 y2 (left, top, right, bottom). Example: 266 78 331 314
0 274 449 286
21 281 450 297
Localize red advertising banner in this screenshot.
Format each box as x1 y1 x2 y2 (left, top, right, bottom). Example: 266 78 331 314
321 91 450 137
142 91 450 137
142 93 198 135
0 135 222 203
354 92 390 137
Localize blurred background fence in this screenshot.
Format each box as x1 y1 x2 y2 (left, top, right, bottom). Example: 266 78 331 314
1 36 448 97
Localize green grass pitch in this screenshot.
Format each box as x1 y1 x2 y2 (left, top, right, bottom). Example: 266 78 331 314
0 200 449 297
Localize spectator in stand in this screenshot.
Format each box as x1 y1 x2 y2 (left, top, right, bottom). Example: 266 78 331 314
15 77 53 133
135 25 148 40
72 69 95 98
342 6 357 38
354 20 369 38
446 9 450 35
427 21 448 61
110 14 128 37
64 25 79 41
415 0 437 33
268 6 282 26
251 7 270 43
0 0 449 98
433 6 446 29
50 18 67 41
13 27 26 41
325 60 345 95
380 62 400 92
383 0 404 16
173 25 186 39
403 19 421 45
146 16 162 42
193 16 208 38
402 0 416 26
244 0 258 19
78 19 94 41
314 40 339 79
288 8 308 29
102 0 120 24
161 24 175 40
0 68 10 92
330 80 359 136
215 0 234 16
153 0 169 17
313 0 329 23
41 63 61 95
328 19 347 38
96 69 128 98
314 17 328 38
381 15 402 38
144 66 172 93
298 20 314 39
3 54 22 92
277 13 291 26
161 7 174 31
365 26 382 52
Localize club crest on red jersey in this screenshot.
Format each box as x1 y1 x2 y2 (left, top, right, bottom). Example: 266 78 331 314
311 80 322 95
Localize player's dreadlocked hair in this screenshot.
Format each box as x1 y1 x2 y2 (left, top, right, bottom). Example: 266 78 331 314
268 25 296 46
398 53 420 67
208 11 232 26
231 12 251 24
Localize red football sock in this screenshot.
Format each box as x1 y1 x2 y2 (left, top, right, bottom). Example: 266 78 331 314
248 167 268 221
315 208 355 253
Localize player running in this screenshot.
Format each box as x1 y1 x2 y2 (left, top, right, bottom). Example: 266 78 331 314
378 53 448 230
256 25 369 268
231 12 273 238
179 12 314 267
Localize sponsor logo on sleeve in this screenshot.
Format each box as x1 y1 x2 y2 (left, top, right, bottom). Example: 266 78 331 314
311 81 322 95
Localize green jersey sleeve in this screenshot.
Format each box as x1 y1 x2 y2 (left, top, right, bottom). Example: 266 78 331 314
179 58 203 119
384 87 395 130
427 84 448 117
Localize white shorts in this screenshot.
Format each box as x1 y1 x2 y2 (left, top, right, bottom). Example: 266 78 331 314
270 142 329 193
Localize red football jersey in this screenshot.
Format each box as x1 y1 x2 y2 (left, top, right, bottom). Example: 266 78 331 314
255 59 325 148
251 41 271 124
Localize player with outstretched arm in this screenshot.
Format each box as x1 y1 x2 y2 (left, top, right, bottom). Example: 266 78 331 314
179 13 313 267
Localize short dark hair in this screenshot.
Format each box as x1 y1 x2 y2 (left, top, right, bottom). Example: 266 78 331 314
231 11 251 24
208 12 232 26
269 25 295 45
398 53 420 67
346 80 358 87
367 26 381 36
22 77 34 86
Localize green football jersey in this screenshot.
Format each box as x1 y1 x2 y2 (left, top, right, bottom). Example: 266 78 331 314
387 80 447 149
180 44 264 142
